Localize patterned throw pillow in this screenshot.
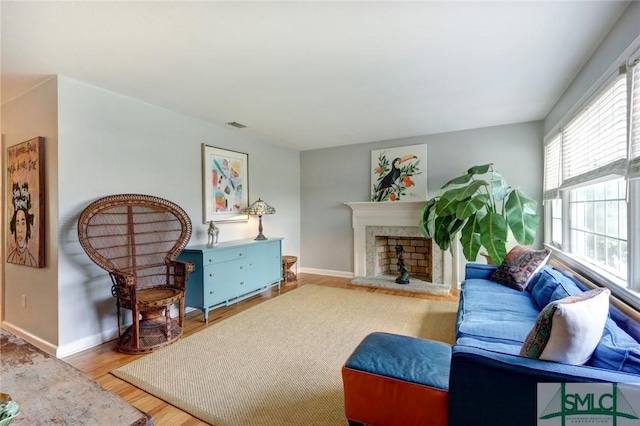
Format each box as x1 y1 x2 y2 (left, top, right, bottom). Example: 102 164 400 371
490 246 551 291
520 287 610 365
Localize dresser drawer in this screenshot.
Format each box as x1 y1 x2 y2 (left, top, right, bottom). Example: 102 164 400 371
203 277 232 305
203 262 247 283
202 280 226 304
203 247 246 266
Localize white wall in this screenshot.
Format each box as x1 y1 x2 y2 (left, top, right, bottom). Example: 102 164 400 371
1 78 60 353
300 121 544 280
2 76 300 356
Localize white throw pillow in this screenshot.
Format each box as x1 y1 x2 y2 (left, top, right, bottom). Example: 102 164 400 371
520 287 610 365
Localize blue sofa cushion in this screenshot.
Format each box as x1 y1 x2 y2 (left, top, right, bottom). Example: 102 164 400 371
462 278 532 295
464 263 498 281
529 267 582 309
589 318 640 374
456 336 522 355
457 279 539 344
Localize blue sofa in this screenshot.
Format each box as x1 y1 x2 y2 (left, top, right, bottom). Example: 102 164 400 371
449 263 640 425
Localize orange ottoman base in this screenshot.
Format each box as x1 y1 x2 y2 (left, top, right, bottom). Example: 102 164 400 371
341 332 451 426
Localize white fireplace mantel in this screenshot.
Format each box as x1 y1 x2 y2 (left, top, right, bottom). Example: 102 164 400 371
345 201 425 222
345 201 458 287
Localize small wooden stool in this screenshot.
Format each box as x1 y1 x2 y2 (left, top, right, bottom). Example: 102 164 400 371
282 255 298 286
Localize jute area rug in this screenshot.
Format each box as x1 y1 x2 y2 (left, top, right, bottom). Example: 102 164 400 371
112 284 458 426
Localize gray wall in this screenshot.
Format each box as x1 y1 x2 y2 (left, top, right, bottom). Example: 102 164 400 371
545 1 640 134
2 76 301 356
300 121 544 277
299 1 640 279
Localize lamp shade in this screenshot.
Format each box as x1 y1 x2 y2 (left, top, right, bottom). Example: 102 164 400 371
244 198 275 216
243 198 275 240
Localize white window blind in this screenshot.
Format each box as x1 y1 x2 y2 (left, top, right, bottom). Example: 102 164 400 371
561 73 628 188
543 134 561 200
630 60 640 179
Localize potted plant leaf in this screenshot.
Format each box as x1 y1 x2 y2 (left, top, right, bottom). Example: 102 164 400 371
418 163 540 264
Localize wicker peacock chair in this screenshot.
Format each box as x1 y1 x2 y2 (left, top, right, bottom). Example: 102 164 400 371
77 194 195 354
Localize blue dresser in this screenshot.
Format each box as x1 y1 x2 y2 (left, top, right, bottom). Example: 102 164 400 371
178 238 283 323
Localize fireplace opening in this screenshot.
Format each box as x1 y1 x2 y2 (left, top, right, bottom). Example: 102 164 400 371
375 236 432 282
346 202 454 295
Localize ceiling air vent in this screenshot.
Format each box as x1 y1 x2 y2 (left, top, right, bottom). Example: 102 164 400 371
226 121 247 129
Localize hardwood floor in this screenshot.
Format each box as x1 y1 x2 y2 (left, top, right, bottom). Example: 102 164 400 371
64 274 459 426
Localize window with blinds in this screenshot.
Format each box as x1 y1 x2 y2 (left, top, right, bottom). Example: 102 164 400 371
562 74 628 188
543 134 561 200
543 44 640 303
630 60 640 179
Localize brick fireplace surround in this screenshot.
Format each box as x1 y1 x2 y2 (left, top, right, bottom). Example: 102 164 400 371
345 201 458 294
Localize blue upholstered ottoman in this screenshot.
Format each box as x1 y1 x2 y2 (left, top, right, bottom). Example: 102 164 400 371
342 332 452 426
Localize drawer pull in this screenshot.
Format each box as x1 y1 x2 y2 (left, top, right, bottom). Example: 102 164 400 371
210 290 214 295
239 253 243 256
209 273 213 277
209 258 214 263
240 281 245 285
240 266 243 270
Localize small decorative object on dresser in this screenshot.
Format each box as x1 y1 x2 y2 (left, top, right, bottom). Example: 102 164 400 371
178 238 283 323
206 220 219 247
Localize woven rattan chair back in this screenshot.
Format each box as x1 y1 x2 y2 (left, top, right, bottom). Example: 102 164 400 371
78 194 194 354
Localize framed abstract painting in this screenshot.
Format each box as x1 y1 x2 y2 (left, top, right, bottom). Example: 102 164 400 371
202 144 249 223
6 137 45 268
371 144 427 202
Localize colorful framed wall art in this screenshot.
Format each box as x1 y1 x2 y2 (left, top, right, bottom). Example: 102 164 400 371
202 144 249 223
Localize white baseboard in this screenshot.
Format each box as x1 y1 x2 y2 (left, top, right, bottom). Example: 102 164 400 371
4 306 203 359
59 305 197 357
299 267 354 278
1 321 58 356
57 327 121 358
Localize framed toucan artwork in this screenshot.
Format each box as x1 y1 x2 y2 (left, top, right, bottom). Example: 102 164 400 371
371 144 427 202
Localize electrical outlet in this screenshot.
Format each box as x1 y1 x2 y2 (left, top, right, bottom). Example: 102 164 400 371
22 295 26 308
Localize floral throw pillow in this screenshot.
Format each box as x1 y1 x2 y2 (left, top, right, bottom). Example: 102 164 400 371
490 246 551 291
520 287 610 365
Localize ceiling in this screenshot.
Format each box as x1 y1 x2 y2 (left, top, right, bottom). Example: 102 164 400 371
1 1 630 151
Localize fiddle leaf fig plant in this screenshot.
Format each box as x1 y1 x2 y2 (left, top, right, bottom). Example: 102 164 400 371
418 163 540 264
